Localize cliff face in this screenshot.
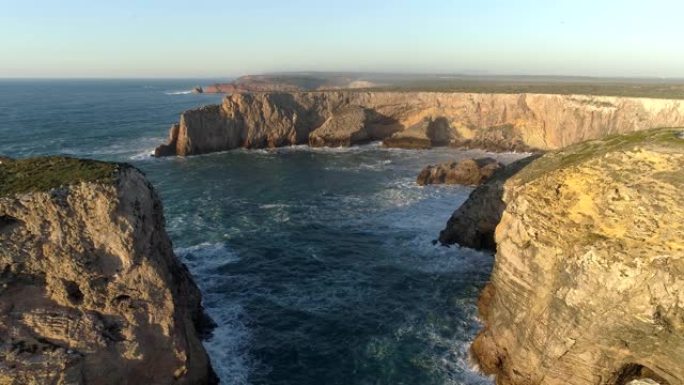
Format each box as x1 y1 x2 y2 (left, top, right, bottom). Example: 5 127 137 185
437 155 539 250
155 91 684 156
0 157 216 385
472 128 684 385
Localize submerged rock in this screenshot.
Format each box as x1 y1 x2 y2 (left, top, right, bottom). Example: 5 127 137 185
0 157 216 385
416 157 503 186
437 155 539 250
154 91 684 156
471 128 684 385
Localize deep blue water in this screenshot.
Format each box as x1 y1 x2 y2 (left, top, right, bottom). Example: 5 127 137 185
0 80 522 385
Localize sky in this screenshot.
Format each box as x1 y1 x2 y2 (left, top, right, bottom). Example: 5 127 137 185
0 0 683 78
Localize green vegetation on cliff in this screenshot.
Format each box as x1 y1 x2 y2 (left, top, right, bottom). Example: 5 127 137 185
0 156 120 197
514 127 684 184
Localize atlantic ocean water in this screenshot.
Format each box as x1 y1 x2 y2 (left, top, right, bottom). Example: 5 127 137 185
0 80 523 385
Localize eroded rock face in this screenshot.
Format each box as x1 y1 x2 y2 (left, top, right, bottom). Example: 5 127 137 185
472 128 684 385
309 106 372 147
437 156 539 250
154 91 684 156
0 157 216 385
417 157 503 186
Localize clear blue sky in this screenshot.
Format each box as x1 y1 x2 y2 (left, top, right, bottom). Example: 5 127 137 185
1 0 683 78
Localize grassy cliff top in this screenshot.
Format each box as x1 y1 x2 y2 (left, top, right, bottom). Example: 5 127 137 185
513 127 684 185
0 156 122 197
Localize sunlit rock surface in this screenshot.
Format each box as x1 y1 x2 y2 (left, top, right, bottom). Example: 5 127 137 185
155 91 684 156
472 128 684 385
0 157 216 385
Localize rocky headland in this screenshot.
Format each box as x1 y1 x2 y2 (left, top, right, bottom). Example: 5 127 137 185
195 74 379 94
154 91 684 157
465 128 684 384
437 155 539 250
416 157 503 186
0 157 216 385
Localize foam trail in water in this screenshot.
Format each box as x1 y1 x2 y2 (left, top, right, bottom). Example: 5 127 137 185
165 90 194 95
176 243 252 385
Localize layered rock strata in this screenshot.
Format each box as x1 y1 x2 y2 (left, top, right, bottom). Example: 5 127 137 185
0 157 216 385
471 128 684 385
416 157 502 186
154 91 684 156
437 155 539 250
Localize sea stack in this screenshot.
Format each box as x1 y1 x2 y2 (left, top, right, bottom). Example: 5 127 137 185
0 157 216 385
471 128 684 385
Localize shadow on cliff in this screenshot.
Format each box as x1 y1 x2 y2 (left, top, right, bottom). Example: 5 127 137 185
383 116 456 149
450 123 537 153
362 108 404 142
438 154 541 251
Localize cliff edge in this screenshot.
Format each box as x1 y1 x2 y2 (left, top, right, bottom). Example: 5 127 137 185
472 128 684 385
0 157 216 385
437 155 539 250
155 91 684 156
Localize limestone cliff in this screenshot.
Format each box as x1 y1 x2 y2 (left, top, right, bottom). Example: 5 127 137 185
0 157 216 385
437 156 538 250
471 128 684 385
155 91 684 156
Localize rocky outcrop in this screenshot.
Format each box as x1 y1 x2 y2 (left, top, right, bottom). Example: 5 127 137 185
437 156 538 250
417 157 502 186
471 128 684 385
155 91 684 156
0 157 216 385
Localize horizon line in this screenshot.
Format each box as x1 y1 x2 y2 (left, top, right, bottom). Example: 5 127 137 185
2 72 684 82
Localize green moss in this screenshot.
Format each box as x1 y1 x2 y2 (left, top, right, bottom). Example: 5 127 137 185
0 156 123 197
514 127 684 184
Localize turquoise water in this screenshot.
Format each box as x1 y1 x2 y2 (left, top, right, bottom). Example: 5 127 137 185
0 80 520 385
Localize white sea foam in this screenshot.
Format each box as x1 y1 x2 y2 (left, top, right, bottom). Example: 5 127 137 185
202 302 252 385
175 242 252 385
128 149 156 160
165 90 194 95
258 203 291 210
176 242 241 272
61 136 165 161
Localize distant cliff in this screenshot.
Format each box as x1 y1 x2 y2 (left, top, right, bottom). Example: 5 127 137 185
0 157 216 385
155 91 684 156
195 74 379 94
471 128 684 385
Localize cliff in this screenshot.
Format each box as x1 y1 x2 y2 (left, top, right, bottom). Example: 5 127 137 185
155 91 684 156
471 128 684 385
437 155 539 250
0 157 216 385
197 74 378 94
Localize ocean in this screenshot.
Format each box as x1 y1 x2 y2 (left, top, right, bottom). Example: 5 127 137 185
0 79 522 385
